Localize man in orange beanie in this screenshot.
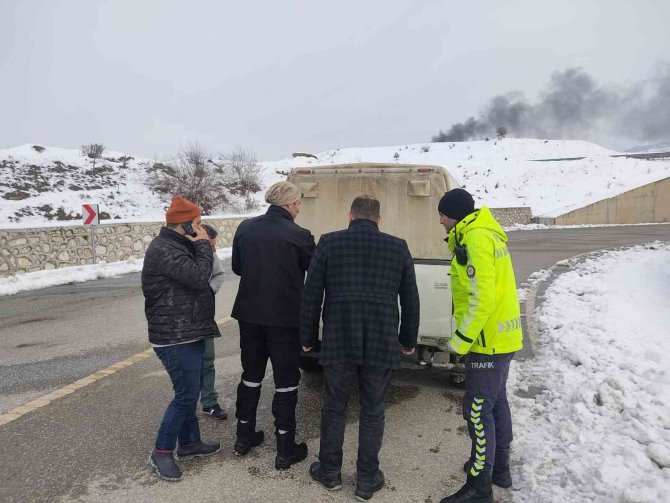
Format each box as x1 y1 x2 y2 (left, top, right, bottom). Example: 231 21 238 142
142 195 221 481
164 195 202 225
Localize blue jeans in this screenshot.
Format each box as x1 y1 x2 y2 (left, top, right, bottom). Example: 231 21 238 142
319 364 392 486
154 340 205 451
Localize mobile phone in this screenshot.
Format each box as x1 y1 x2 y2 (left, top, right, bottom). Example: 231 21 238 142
182 223 197 237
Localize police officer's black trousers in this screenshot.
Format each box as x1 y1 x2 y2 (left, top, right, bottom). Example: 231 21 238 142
235 321 301 432
462 352 514 478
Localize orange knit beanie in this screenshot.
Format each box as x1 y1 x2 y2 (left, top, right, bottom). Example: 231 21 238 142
165 195 201 224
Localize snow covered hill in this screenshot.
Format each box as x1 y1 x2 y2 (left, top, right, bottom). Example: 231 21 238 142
0 144 165 228
2 139 670 228
265 139 670 218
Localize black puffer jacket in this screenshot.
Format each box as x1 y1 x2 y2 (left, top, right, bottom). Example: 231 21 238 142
142 227 221 345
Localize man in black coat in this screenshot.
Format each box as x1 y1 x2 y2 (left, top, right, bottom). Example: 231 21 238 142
231 181 315 470
141 195 221 482
301 195 420 501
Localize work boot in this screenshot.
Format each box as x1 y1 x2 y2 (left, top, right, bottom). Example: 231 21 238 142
309 461 343 491
440 473 493 503
149 449 182 481
355 469 385 501
275 431 308 470
463 451 512 489
233 421 264 456
491 448 512 489
176 440 221 460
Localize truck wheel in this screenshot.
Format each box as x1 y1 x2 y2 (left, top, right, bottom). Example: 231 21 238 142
299 355 321 373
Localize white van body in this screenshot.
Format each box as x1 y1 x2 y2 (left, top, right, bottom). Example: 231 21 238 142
287 163 459 368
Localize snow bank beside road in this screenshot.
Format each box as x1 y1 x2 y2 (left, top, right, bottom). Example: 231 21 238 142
0 248 232 296
510 242 670 502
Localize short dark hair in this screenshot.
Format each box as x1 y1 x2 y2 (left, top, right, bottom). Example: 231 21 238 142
350 195 380 220
201 223 218 239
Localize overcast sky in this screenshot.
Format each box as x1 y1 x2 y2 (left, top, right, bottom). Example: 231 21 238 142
1 0 668 160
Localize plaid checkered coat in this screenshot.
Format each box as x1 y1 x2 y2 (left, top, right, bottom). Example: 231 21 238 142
300 218 420 369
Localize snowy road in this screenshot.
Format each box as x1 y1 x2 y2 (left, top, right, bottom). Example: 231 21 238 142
0 224 668 502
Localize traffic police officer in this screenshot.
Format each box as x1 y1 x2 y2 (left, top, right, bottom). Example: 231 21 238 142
437 188 523 503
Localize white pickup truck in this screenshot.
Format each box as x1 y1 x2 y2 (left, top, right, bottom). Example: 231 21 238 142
288 163 462 374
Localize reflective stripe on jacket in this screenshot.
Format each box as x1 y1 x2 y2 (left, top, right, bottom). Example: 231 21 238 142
447 206 523 355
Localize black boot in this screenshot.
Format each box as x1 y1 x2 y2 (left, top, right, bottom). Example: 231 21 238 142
233 421 264 456
149 450 182 481
176 440 221 460
440 473 493 503
492 448 512 489
309 461 343 491
355 469 385 501
463 454 511 489
275 430 308 470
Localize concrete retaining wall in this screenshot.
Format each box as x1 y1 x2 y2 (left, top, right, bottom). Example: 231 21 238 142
552 177 670 225
0 217 248 278
490 207 532 227
0 207 532 278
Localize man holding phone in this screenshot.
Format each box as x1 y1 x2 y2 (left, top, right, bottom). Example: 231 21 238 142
142 195 221 481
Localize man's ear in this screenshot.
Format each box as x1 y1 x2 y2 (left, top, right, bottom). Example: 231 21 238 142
376 215 381 225
348 211 354 222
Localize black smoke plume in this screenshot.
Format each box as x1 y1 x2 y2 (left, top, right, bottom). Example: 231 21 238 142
432 65 670 145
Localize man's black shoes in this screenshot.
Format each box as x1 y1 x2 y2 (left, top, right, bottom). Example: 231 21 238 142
203 404 228 420
491 448 512 488
149 450 182 481
355 469 385 501
309 461 343 491
234 421 265 456
275 431 308 470
176 441 221 460
440 473 493 503
464 453 512 489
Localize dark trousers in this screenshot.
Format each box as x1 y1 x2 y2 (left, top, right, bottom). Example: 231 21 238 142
235 321 301 432
154 340 205 451
319 364 392 486
200 337 218 409
463 352 514 478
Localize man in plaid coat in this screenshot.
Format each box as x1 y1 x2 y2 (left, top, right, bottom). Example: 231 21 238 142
301 195 420 501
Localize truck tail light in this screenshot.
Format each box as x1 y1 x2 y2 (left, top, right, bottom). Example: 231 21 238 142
418 168 434 173
296 169 312 174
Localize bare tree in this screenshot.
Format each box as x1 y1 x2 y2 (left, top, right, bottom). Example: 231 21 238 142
147 142 229 214
496 126 508 140
211 146 262 211
118 155 133 168
81 143 106 169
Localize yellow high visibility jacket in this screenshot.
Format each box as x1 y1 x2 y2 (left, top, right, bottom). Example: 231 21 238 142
447 206 523 355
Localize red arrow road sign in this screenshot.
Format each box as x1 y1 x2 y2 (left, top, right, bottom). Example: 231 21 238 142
82 204 99 225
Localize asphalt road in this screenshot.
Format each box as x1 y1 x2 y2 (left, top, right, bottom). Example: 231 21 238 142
0 223 668 502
